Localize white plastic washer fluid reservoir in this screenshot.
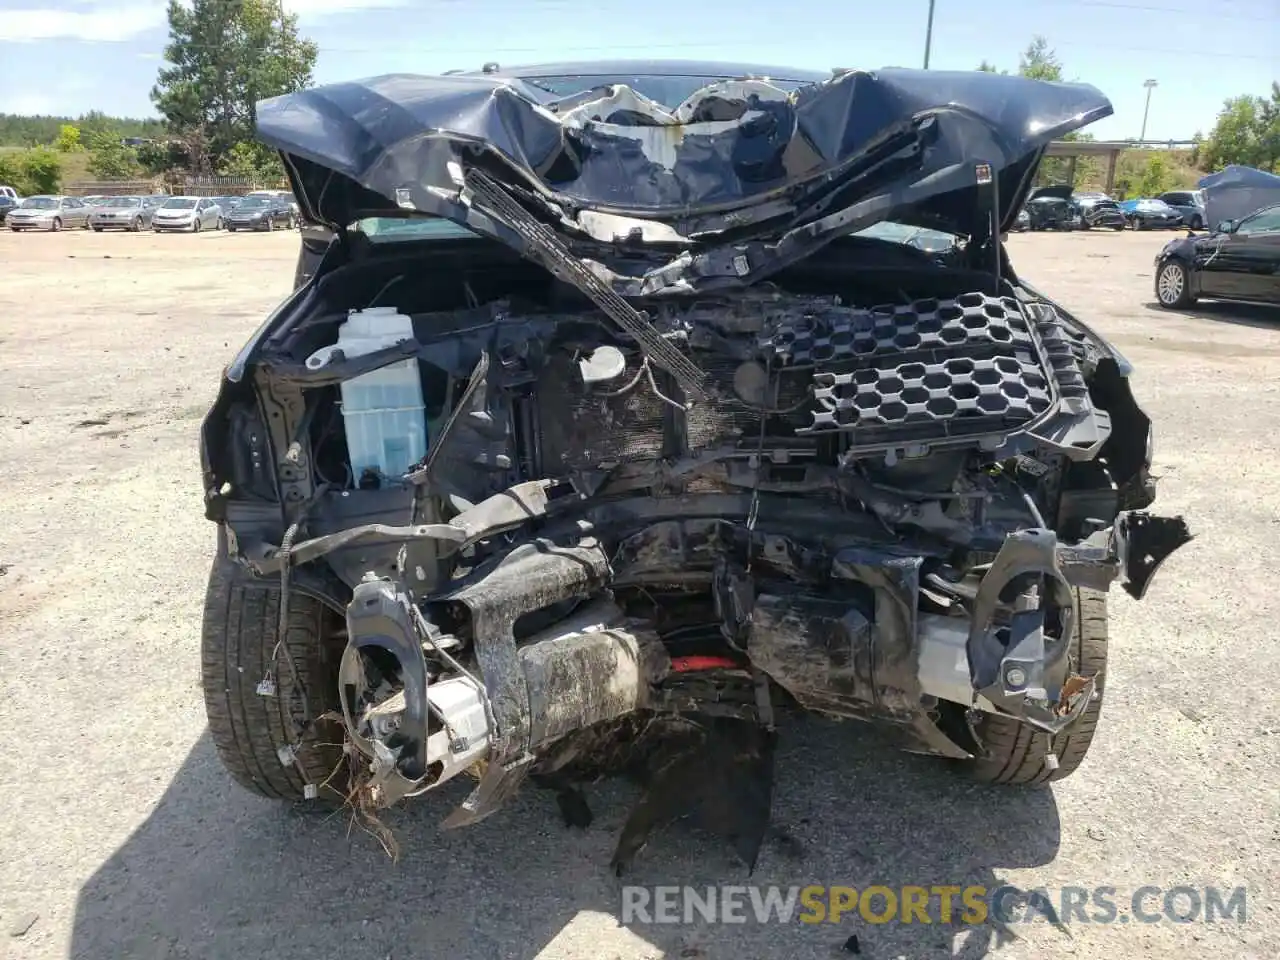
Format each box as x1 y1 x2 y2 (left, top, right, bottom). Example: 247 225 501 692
305 307 426 480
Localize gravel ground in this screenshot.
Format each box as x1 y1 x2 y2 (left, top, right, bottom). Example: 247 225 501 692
0 227 1276 960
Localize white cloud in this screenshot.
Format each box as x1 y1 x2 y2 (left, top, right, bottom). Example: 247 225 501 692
0 3 165 42
285 0 410 14
0 0 408 43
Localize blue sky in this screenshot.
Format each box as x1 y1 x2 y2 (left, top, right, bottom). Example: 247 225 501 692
0 0 1275 140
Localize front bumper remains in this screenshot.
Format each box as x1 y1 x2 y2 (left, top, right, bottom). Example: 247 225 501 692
298 480 1190 830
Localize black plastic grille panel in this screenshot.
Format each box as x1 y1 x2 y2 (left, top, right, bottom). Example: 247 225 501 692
760 292 1036 365
811 355 1053 441
759 293 1056 446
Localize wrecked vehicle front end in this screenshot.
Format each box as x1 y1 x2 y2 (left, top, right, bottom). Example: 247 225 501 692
198 62 1190 868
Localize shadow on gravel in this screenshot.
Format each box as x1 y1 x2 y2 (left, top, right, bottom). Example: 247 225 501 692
72 718 1060 960
1142 300 1280 331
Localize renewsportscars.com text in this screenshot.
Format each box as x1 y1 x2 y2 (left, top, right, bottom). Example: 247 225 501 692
621 884 1248 926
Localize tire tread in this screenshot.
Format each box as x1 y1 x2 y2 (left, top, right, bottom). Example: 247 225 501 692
201 558 345 801
966 589 1108 786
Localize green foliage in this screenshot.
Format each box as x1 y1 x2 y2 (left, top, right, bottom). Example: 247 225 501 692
1017 36 1063 82
84 130 141 179
0 146 63 194
0 113 163 149
151 0 317 170
136 139 185 176
54 124 82 153
975 36 1062 81
217 140 283 181
1199 84 1280 172
1136 153 1176 195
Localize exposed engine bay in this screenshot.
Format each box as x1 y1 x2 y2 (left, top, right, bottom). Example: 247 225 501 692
203 227 1191 868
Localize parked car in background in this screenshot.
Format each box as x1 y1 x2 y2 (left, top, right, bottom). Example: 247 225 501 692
1073 193 1127 230
224 193 294 231
211 196 243 215
0 185 19 201
0 194 18 223
7 195 92 231
1153 202 1280 308
88 195 158 232
1024 185 1079 230
1157 190 1207 230
244 189 299 217
1119 198 1182 230
152 196 222 232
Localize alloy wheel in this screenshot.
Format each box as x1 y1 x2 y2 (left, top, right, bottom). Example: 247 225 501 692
1157 263 1185 305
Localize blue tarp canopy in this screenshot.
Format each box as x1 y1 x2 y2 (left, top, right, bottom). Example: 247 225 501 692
1198 165 1280 226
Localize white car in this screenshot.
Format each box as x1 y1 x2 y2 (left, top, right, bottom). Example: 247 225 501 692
151 196 223 233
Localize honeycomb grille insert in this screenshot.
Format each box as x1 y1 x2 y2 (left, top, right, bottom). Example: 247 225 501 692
759 293 1057 446
760 292 1036 365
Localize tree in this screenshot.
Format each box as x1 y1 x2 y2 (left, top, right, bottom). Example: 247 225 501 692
1018 36 1063 82
976 60 1007 75
85 131 141 179
1198 84 1280 173
1 147 64 194
1137 154 1175 196
151 0 317 171
54 124 82 152
217 140 283 181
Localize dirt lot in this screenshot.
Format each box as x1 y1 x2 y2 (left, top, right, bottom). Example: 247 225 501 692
1 226 1277 960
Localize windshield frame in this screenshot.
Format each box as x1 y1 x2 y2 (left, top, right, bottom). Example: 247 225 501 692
20 197 58 210
161 198 198 210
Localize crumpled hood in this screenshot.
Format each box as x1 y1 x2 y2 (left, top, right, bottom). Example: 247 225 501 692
258 66 1110 242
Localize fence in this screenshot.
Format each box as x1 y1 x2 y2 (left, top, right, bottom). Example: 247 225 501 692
178 175 290 197
64 179 163 196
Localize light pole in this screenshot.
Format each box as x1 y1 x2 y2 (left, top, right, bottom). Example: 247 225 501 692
1140 79 1158 141
923 0 936 69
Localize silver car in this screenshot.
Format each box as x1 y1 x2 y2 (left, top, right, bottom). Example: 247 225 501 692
88 195 158 232
7 195 92 232
151 196 222 233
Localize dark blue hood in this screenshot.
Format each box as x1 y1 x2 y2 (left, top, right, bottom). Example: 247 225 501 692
257 64 1111 242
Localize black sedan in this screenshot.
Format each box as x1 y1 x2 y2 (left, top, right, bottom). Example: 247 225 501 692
1119 198 1183 230
1153 203 1280 308
224 195 294 232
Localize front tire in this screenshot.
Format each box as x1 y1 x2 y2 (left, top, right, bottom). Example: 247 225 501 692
962 589 1108 785
201 555 347 801
51 217 62 232
192 217 202 233
1155 259 1194 308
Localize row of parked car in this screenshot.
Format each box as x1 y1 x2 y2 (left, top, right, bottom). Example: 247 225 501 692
0 190 298 233
1012 188 1207 233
